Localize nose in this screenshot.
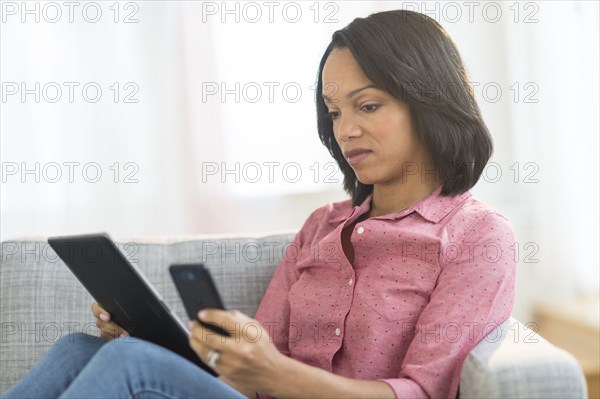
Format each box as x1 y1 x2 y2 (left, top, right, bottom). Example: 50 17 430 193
334 113 363 142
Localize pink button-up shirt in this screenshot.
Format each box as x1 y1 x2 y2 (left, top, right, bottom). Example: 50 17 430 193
254 186 517 399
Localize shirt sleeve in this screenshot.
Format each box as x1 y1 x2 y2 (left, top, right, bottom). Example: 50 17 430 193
254 208 325 399
378 211 518 399
253 228 303 358
254 206 326 355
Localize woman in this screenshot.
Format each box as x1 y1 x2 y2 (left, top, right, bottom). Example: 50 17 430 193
2 9 516 399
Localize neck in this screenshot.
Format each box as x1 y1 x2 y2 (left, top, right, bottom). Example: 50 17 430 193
370 177 440 217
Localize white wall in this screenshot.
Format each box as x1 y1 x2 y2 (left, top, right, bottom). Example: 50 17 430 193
1 1 598 322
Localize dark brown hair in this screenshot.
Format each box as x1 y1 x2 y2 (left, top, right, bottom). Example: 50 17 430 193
315 10 493 206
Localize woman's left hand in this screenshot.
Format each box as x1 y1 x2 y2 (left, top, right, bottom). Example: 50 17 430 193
189 309 286 393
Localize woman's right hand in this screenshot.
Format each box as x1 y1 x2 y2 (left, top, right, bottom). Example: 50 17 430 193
91 302 130 340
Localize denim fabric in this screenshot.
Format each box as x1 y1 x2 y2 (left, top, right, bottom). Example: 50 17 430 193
2 332 247 399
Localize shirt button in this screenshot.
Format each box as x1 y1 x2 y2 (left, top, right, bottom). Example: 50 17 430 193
335 327 341 336
347 278 353 286
357 226 365 234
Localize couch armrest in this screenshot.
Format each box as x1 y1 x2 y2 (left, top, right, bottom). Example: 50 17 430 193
460 317 587 398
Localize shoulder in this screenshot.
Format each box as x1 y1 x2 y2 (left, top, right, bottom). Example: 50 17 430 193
438 195 517 273
443 194 515 243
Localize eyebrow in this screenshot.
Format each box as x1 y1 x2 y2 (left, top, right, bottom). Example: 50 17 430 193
322 84 378 102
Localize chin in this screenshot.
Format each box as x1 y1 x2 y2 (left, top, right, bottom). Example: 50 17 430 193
353 173 379 186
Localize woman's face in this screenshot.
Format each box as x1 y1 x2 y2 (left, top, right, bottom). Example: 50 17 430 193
322 48 433 187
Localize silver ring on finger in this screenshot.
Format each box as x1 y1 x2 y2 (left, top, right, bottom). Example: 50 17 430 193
207 348 220 368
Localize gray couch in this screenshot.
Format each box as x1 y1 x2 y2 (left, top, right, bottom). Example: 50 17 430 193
0 233 587 398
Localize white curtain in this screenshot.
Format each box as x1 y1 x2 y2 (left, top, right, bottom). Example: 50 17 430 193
1 1 598 321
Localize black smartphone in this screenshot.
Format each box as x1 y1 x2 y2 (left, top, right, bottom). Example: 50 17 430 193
169 264 230 336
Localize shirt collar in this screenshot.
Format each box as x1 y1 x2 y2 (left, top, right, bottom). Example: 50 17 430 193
328 186 472 225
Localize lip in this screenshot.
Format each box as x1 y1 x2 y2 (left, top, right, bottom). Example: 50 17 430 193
343 148 372 166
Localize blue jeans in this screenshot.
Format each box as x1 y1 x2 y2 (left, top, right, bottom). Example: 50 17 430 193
2 332 248 399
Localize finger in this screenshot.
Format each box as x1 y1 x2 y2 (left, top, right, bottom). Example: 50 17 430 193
91 302 111 322
196 308 227 324
93 308 129 336
189 332 211 362
197 308 236 325
189 337 226 372
99 330 116 340
98 323 118 340
96 319 116 336
197 309 250 335
96 319 129 337
188 332 206 355
189 321 230 351
198 310 263 343
99 328 126 340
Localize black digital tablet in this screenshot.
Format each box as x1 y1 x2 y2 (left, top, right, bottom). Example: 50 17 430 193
47 232 218 377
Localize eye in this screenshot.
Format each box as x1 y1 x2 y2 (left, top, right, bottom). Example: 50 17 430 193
327 111 340 120
362 103 380 112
